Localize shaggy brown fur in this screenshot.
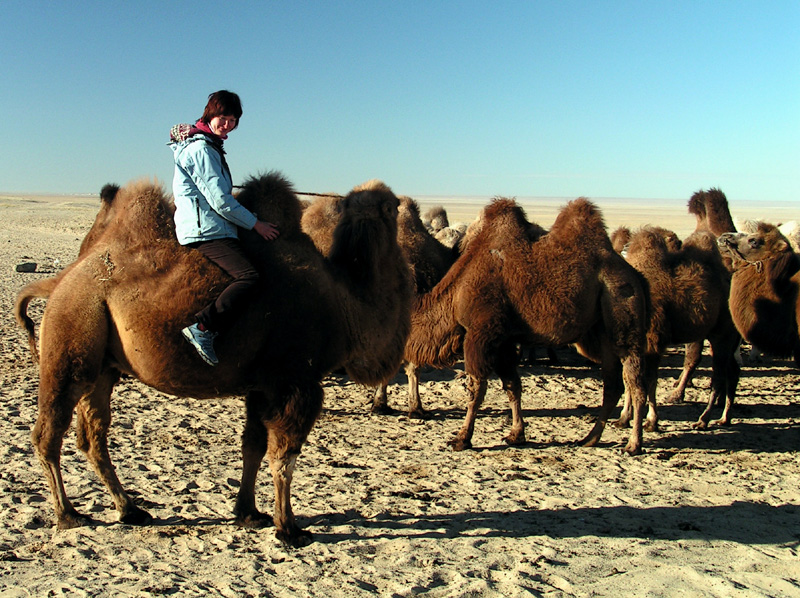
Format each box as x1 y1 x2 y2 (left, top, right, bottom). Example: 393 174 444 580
615 227 741 428
375 197 459 416
16 184 124 362
688 188 737 236
718 224 800 366
18 173 412 547
405 198 651 455
302 195 457 417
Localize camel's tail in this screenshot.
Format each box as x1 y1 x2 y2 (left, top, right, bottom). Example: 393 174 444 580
14 276 60 363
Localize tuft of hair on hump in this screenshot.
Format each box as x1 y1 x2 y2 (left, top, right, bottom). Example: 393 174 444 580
236 170 303 235
100 183 120 205
352 179 392 194
687 189 707 217
550 197 606 242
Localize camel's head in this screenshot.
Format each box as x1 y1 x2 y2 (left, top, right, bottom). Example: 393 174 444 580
718 223 793 268
329 180 402 286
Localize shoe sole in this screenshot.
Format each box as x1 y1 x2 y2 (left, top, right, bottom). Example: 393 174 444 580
181 328 218 366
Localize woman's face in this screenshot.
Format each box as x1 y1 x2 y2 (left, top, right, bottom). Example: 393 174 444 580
209 115 237 137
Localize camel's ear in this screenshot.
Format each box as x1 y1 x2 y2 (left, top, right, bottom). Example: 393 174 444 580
775 239 789 253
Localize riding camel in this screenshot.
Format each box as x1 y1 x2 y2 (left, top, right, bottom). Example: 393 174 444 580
718 224 800 366
613 226 741 429
15 173 412 548
404 197 652 455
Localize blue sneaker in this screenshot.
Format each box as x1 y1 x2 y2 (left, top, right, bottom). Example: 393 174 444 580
181 323 219 366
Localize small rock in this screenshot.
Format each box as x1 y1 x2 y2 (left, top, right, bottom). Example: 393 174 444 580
15 262 37 273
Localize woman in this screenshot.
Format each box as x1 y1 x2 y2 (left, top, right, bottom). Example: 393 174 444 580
169 90 279 366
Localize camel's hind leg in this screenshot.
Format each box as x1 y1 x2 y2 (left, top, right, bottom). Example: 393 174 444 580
32 294 111 528
448 375 488 451
693 333 741 429
74 367 152 525
370 383 393 415
666 341 703 403
32 382 88 529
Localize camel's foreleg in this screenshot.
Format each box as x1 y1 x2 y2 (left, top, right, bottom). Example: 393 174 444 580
495 342 526 446
580 354 624 448
448 375 487 451
75 367 151 525
405 362 427 419
268 383 323 548
234 391 272 528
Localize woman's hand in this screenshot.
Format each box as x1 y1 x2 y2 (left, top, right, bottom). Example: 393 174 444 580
253 220 280 241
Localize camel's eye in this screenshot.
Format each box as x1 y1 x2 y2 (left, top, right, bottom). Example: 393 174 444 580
748 237 761 249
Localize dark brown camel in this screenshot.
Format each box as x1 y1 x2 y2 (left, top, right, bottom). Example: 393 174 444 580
302 194 458 417
718 224 800 366
405 197 651 455
374 197 460 416
669 188 739 404
16 173 412 547
614 226 741 429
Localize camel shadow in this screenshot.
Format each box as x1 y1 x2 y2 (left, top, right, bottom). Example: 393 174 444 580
311 502 800 546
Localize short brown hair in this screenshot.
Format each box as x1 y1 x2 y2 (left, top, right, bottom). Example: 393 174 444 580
201 90 242 128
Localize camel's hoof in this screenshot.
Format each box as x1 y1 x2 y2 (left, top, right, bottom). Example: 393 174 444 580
120 506 153 526
710 418 731 427
503 432 526 446
370 403 395 416
622 443 644 456
611 418 631 429
234 511 274 529
664 393 685 404
276 528 313 548
57 510 93 530
644 421 659 433
447 437 472 451
407 408 428 420
579 434 600 447
691 420 708 430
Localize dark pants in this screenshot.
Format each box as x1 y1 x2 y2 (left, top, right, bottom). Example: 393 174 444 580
188 238 260 333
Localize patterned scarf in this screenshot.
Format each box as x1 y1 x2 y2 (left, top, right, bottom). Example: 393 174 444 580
170 120 231 177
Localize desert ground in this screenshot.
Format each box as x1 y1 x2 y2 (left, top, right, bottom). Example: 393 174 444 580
0 188 798 597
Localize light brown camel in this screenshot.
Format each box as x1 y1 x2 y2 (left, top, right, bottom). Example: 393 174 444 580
405 197 651 455
16 173 412 547
669 188 739 404
613 226 741 429
302 194 458 417
16 183 123 361
718 223 800 366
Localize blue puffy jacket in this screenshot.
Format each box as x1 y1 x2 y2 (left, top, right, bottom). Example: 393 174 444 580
169 132 257 245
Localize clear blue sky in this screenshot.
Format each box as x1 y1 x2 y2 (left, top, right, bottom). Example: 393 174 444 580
2 1 798 203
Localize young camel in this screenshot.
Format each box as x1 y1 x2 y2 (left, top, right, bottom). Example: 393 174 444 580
405 198 651 455
718 223 800 366
613 226 741 429
16 173 412 547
